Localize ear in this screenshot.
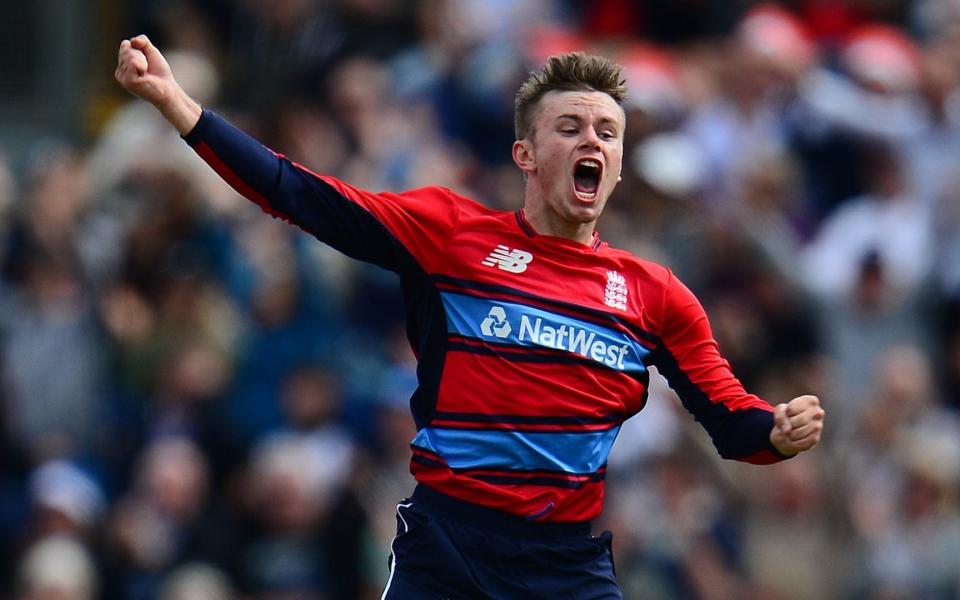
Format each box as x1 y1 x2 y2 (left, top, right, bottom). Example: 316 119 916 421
512 139 537 175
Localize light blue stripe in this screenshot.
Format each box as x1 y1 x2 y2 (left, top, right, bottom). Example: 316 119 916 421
441 292 648 373
412 425 621 474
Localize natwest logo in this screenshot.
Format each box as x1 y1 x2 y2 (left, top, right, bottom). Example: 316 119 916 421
481 245 533 274
477 304 631 370
519 315 629 369
480 306 512 338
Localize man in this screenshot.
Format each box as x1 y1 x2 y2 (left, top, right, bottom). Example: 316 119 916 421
116 35 824 599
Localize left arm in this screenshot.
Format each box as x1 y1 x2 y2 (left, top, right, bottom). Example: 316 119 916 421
653 272 824 463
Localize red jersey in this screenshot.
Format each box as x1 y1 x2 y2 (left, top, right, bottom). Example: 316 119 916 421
185 110 789 523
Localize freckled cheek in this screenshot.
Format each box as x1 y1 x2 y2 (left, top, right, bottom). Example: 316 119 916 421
543 150 569 181
544 147 566 163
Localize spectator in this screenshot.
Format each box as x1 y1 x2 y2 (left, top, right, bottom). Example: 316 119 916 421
157 563 233 600
15 536 98 600
102 436 230 599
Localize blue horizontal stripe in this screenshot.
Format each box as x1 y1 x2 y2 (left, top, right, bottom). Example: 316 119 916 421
441 292 649 373
432 274 661 345
412 425 621 474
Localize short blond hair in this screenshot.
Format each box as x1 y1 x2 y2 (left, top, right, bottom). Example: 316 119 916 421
514 52 627 140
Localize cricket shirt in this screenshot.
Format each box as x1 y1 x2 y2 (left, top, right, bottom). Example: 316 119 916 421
184 109 790 523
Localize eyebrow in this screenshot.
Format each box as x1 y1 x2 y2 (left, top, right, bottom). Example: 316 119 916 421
556 114 620 129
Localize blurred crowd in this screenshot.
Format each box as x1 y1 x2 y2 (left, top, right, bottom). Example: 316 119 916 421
3 0 960 598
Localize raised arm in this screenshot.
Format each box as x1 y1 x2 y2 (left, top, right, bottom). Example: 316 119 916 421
115 35 201 135
114 36 461 275
654 272 824 463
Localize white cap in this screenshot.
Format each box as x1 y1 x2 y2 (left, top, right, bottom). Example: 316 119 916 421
28 461 105 528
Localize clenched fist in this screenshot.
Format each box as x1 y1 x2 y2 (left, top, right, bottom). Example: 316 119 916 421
115 35 201 135
769 394 825 456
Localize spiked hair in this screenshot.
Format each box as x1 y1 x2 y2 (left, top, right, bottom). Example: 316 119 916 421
514 52 626 140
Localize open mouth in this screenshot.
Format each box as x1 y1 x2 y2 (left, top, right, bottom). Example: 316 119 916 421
573 158 602 200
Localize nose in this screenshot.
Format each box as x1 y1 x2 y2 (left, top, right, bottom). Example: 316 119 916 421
579 127 602 151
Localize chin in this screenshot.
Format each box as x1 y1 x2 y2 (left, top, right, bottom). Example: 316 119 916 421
566 205 602 223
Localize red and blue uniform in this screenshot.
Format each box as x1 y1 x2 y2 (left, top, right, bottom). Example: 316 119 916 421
185 110 789 525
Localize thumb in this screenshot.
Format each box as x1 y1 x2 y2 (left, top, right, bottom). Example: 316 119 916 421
773 403 792 435
130 35 163 62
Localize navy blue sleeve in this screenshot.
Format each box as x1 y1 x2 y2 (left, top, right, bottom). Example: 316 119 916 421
182 110 459 273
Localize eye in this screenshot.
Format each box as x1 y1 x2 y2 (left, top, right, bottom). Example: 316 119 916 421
560 128 578 135
600 131 616 141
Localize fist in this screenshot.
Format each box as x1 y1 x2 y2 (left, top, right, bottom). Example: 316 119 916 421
770 395 824 456
115 35 176 107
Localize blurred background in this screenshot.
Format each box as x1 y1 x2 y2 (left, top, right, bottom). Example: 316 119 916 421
2 0 960 598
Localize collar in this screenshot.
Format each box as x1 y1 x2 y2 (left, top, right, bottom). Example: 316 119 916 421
515 209 602 251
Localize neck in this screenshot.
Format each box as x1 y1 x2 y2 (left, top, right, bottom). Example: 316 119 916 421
521 204 597 246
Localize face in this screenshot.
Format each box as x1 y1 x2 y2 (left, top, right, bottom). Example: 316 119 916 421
514 90 625 242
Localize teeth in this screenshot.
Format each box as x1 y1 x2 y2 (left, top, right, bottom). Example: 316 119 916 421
580 159 600 169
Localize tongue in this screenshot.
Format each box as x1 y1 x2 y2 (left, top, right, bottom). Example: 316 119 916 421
575 172 599 195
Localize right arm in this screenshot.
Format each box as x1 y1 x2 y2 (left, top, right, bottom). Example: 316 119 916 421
115 36 201 135
115 36 458 272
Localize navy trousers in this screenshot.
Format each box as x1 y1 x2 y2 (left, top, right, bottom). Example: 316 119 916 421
381 485 621 599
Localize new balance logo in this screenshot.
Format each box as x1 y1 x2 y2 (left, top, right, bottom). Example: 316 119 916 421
480 306 512 338
481 245 533 273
